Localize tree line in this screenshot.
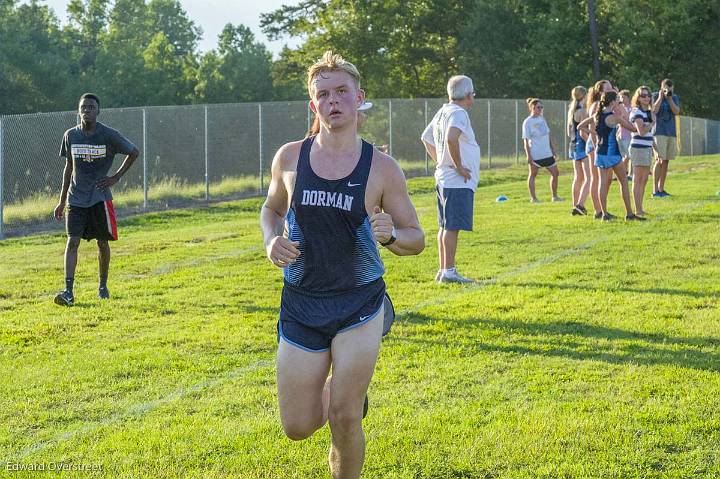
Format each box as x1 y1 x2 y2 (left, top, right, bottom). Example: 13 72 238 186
0 0 273 114
1 0 718 118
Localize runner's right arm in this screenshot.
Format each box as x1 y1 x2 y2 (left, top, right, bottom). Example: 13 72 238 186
261 143 301 268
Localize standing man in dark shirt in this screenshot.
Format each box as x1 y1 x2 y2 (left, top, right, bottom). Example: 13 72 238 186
652 79 680 197
53 93 139 306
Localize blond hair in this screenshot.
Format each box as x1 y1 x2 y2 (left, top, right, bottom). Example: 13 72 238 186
307 50 361 97
567 86 586 129
526 97 542 113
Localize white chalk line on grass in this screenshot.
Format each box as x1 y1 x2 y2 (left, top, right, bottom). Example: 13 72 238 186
7 198 716 461
120 245 262 280
5 359 272 463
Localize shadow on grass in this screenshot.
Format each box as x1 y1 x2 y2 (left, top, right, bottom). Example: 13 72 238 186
512 281 720 300
394 313 720 372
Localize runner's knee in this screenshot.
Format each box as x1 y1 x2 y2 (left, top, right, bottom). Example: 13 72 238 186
328 402 362 435
282 418 320 441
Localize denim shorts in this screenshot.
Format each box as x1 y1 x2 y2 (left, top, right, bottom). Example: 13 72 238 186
436 186 474 231
595 154 622 169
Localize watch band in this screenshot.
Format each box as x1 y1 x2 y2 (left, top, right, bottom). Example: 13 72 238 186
380 227 397 247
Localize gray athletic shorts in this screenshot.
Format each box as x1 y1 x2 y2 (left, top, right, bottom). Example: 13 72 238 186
436 185 474 231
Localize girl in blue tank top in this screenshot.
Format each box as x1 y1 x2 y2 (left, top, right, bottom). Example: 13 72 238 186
578 91 645 222
566 86 590 216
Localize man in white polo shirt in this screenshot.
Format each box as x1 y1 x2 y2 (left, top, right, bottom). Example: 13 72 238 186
421 75 481 284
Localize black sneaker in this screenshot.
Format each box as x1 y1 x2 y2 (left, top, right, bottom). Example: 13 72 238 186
625 214 647 221
577 205 588 215
594 212 603 220
602 213 616 221
363 395 369 419
571 206 583 216
54 290 74 306
98 287 110 299
661 190 672 197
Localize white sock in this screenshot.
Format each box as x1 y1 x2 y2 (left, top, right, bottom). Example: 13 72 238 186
441 267 455 275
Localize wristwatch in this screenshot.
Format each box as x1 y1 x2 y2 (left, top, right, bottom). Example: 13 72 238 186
380 227 397 247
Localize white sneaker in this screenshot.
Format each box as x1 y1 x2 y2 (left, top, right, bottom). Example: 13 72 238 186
439 270 475 284
552 196 565 202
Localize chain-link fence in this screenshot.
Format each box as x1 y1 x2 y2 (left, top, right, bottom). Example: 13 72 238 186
1 98 718 238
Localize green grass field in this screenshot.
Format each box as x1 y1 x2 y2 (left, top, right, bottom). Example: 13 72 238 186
1 156 719 478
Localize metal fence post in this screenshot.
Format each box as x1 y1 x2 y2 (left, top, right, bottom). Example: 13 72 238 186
487 100 491 168
258 104 263 194
388 99 393 157
204 105 209 201
424 99 429 175
704 118 708 155
564 101 568 161
690 117 694 156
142 108 148 210
0 117 4 240
515 100 519 165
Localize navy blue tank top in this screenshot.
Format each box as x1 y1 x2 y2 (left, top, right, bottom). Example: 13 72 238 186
284 136 384 293
572 106 586 151
596 111 619 156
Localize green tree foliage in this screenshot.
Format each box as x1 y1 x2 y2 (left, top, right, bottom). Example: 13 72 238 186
602 0 720 118
0 0 71 114
0 0 717 117
261 0 464 99
0 0 276 112
262 0 719 118
194 24 274 103
86 0 201 106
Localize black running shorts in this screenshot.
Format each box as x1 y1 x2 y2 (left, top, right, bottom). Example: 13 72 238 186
278 278 386 352
66 200 118 241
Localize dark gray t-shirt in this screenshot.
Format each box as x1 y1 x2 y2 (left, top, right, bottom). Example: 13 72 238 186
60 122 136 207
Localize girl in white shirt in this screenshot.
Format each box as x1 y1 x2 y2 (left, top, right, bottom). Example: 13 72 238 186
523 98 562 203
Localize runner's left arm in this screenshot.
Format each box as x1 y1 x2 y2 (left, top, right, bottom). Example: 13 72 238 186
370 155 425 256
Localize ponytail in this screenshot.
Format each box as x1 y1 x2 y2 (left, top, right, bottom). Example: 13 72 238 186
526 97 540 113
